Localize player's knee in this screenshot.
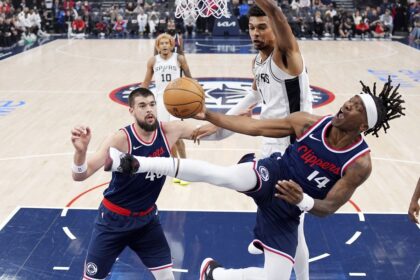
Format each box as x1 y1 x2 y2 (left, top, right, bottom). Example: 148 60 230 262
150 267 175 280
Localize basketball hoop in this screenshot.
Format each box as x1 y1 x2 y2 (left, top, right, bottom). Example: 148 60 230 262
175 0 229 20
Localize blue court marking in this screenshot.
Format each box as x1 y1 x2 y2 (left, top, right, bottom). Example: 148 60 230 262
0 208 418 279
0 37 57 61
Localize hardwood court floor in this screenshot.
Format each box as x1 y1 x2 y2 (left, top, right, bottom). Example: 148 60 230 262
0 38 419 225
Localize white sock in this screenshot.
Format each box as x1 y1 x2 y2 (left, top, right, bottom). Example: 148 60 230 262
293 213 310 280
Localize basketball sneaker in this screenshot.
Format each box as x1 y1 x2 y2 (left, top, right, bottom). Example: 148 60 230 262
104 147 140 175
200 258 222 280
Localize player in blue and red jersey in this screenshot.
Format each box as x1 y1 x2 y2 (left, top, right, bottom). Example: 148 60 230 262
71 87 201 280
105 77 405 280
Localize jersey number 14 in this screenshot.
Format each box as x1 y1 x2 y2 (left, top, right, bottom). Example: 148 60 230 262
307 170 330 189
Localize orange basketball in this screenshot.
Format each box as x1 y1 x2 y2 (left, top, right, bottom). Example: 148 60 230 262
163 77 205 119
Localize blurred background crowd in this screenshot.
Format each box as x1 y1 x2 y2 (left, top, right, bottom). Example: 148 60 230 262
1 0 419 49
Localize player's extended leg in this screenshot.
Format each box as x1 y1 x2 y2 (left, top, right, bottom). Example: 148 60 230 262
293 213 310 280
105 148 257 192
200 249 294 280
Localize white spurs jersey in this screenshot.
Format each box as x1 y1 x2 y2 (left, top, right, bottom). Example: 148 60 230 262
253 52 313 157
153 53 181 96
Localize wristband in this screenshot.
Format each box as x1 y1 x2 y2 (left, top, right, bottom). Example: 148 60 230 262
297 193 315 212
72 161 87 173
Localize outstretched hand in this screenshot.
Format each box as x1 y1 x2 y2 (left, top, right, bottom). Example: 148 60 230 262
71 125 91 153
191 123 217 144
408 200 419 224
274 180 304 205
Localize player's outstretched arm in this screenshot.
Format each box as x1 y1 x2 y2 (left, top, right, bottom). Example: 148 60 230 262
71 128 127 181
254 0 303 75
408 177 420 224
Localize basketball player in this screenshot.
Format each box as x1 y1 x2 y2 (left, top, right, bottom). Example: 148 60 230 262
105 78 405 280
194 1 312 278
408 177 420 223
142 33 192 185
71 88 200 280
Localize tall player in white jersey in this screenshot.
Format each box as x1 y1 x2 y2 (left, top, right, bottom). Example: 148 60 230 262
142 33 193 185
194 1 312 279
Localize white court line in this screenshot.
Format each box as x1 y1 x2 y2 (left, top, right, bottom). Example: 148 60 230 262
417 224 420 230
349 272 367 277
62 227 76 240
346 231 362 245
0 206 21 231
358 212 365 222
309 253 330 263
53 267 70 271
61 207 69 217
173 268 188 273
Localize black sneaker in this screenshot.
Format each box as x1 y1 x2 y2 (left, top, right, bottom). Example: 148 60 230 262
200 258 222 280
104 148 139 175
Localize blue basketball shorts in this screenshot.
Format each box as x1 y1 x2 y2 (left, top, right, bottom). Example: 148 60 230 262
239 153 301 262
83 204 172 279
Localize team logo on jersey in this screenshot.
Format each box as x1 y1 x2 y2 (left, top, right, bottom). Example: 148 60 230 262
258 166 270 181
109 78 335 113
86 262 98 276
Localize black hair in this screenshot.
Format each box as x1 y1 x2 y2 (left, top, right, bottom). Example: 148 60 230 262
360 76 406 137
128 87 155 107
248 5 266 17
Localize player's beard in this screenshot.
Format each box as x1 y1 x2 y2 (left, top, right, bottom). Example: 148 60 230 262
137 118 158 132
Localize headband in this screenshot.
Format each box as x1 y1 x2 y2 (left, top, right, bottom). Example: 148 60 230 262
358 94 378 129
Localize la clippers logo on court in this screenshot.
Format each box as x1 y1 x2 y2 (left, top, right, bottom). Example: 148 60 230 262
258 166 270 181
109 78 335 113
86 262 98 276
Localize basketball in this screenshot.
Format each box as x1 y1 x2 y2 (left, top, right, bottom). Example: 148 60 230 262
163 77 205 119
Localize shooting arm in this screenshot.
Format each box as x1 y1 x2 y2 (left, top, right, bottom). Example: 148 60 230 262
205 110 297 138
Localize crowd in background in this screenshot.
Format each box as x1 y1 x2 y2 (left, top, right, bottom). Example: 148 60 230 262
1 0 420 49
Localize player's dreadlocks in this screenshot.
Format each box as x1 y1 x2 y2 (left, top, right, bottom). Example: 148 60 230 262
360 76 406 137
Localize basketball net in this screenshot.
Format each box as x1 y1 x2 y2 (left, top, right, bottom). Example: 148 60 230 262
175 0 230 20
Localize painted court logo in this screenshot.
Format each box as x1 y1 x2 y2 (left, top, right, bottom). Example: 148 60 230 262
109 78 335 113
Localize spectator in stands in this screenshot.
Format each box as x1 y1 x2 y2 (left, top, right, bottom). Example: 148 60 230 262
238 0 249 33
71 15 85 33
409 12 420 43
339 16 353 39
112 14 126 37
371 19 385 38
137 8 148 36
380 8 393 36
148 8 159 35
324 12 334 37
183 7 195 36
355 16 370 39
314 10 323 38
